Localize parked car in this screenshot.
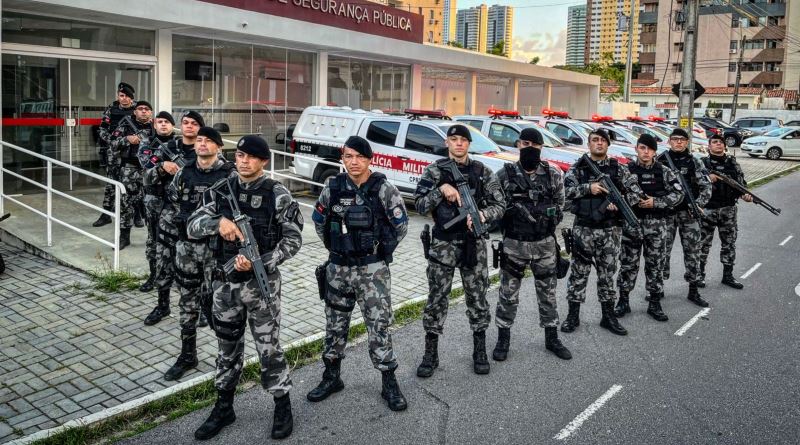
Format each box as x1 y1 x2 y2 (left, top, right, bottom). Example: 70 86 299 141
694 118 751 147
740 126 800 160
784 120 800 127
525 115 637 162
730 117 783 136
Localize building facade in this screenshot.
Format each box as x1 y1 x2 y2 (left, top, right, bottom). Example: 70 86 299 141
585 0 640 64
567 4 587 66
455 4 488 52
389 0 449 45
487 4 513 58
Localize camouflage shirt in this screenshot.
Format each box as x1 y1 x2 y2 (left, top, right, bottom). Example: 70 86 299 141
166 158 229 211
98 101 135 146
629 160 684 210
110 116 153 163
564 157 644 207
496 161 566 225
140 134 175 186
657 151 713 208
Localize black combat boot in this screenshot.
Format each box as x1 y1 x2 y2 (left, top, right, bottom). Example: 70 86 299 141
134 203 145 228
560 301 581 333
472 330 490 375
119 228 131 250
544 327 572 360
492 327 511 361
271 393 293 439
92 207 112 227
307 358 344 402
381 369 408 411
697 261 707 288
197 312 209 328
614 290 631 317
721 265 743 289
416 333 439 378
164 329 198 381
687 284 709 307
144 289 171 326
599 301 628 335
139 260 157 292
646 294 669 322
194 388 236 440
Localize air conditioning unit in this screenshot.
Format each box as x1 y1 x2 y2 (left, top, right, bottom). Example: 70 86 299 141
730 48 737 54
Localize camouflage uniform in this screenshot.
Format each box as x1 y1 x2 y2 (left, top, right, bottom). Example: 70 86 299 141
188 175 303 395
617 160 683 298
657 151 712 284
698 154 746 273
110 117 152 229
414 158 505 335
312 172 408 371
98 101 134 210
139 134 175 264
495 161 565 328
564 157 643 304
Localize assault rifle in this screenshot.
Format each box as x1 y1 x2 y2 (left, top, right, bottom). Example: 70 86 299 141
710 170 781 216
581 154 641 231
159 141 188 168
209 178 275 317
661 151 703 220
440 160 488 238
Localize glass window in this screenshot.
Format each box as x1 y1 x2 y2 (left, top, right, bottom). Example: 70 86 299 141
1 12 154 55
458 120 485 130
546 123 582 144
488 123 519 147
328 56 410 112
366 121 400 146
405 124 445 153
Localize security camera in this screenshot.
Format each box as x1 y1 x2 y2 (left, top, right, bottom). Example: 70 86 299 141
241 21 248 28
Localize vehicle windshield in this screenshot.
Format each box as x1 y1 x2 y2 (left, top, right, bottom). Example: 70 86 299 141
438 124 501 154
572 121 594 136
517 122 566 147
765 127 793 138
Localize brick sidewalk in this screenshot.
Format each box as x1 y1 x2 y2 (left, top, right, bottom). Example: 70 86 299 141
0 156 795 443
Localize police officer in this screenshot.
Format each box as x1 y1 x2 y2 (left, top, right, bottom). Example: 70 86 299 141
561 129 643 336
188 135 302 440
163 127 234 381
657 128 713 307
308 136 409 412
414 124 505 377
110 100 153 249
699 133 752 289
93 82 135 227
615 134 683 322
142 111 204 326
494 128 571 360
138 111 175 293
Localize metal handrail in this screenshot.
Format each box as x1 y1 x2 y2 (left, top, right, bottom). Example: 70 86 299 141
0 140 127 269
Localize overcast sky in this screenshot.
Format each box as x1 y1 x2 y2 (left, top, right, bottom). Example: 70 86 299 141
458 0 581 66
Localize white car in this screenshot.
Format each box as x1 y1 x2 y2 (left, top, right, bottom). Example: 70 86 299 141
740 127 800 160
525 115 636 163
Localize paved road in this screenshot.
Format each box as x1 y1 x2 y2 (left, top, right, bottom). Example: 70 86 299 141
120 171 800 444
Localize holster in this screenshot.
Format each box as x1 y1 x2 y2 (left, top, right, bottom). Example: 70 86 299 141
315 261 329 301
420 224 431 260
199 282 216 333
491 240 502 269
553 236 570 279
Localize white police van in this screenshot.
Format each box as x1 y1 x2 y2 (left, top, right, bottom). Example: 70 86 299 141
290 106 519 196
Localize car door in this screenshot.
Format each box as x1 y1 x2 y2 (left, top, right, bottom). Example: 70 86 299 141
782 130 800 156
488 122 520 151
361 119 401 182
393 122 446 194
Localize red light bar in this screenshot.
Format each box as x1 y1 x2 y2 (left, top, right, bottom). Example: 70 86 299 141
647 115 665 122
591 114 614 122
488 107 520 117
627 116 644 121
541 108 570 118
404 108 448 119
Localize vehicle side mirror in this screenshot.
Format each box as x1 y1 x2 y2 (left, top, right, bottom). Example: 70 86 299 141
275 133 285 145
434 145 448 156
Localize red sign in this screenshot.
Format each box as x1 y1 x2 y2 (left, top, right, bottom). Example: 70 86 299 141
199 0 423 43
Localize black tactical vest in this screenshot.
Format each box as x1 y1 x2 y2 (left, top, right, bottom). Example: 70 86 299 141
660 150 698 212
175 161 235 222
215 178 281 264
433 158 484 234
501 162 557 241
628 161 669 218
108 102 133 129
324 172 392 258
703 155 740 208
571 157 623 226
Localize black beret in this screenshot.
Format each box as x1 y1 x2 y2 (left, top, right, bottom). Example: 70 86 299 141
519 127 544 145
708 133 725 144
589 129 611 145
670 128 690 139
181 110 205 127
344 135 372 159
197 126 224 147
118 82 135 99
236 135 270 159
134 100 152 111
636 133 658 151
446 124 472 142
155 111 175 125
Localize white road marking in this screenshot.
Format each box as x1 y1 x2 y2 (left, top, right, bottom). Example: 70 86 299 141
795 283 800 298
779 235 793 246
740 263 762 280
554 385 623 440
674 308 711 337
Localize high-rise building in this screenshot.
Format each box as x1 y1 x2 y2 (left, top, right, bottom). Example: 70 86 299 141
388 0 449 44
566 4 587 66
487 4 514 58
456 4 488 53
443 0 457 44
585 0 640 64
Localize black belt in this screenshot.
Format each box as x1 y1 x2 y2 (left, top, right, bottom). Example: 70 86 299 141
328 252 383 267
432 227 468 241
575 218 621 229
505 232 551 242
213 267 251 284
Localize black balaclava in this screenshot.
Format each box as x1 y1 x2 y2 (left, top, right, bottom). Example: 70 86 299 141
519 147 542 171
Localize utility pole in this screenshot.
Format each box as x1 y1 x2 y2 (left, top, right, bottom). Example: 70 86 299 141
730 34 746 122
621 10 635 103
677 0 699 143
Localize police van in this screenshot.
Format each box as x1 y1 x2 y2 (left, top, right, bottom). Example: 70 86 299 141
289 106 519 196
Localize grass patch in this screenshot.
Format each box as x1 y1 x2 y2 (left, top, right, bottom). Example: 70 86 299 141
87 255 143 293
748 164 800 189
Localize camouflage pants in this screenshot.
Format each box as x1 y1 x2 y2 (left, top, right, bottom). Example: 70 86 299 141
143 194 163 264
565 224 622 303
174 240 213 331
497 237 559 328
119 166 143 229
617 217 669 299
154 208 178 292
101 164 121 210
424 236 490 335
323 261 397 371
699 205 738 272
664 210 703 284
212 271 291 396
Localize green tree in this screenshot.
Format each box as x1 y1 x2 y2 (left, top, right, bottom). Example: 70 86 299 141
555 52 625 100
447 41 464 48
530 56 540 65
489 40 507 57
